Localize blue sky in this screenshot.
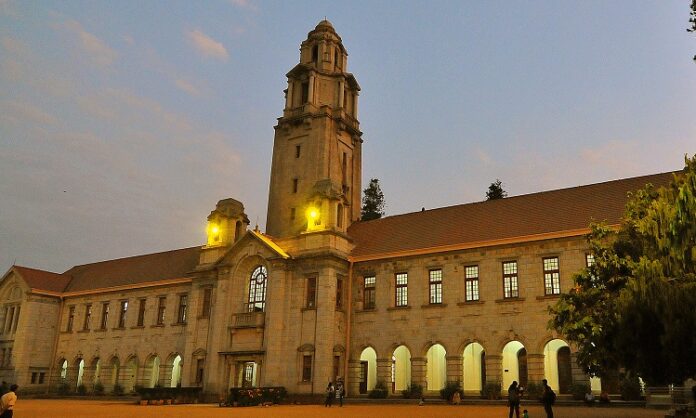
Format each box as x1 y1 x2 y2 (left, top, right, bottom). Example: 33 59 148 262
1 1 694 272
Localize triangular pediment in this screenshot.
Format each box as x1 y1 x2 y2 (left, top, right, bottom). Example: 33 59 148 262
211 230 290 268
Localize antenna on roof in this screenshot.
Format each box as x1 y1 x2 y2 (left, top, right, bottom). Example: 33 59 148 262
421 207 425 212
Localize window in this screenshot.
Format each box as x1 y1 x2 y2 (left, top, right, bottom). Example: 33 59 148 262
302 355 312 381
503 261 519 298
336 276 344 309
67 306 75 332
11 306 19 332
292 178 298 193
363 276 376 309
83 304 92 331
543 257 561 295
195 358 205 385
311 45 318 64
290 207 296 221
31 372 37 384
118 300 128 328
337 204 343 228
247 266 268 312
429 269 443 304
585 253 595 267
137 298 146 327
295 145 301 158
301 82 309 104
100 303 109 330
465 266 480 301
395 273 408 307
341 152 347 185
39 372 45 384
306 277 317 308
177 294 188 324
156 297 166 325
5 307 13 333
201 288 212 318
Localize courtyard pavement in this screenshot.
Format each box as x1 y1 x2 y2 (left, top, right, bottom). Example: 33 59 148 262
12 399 668 418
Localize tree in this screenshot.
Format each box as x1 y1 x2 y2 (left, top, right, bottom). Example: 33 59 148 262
486 179 507 200
361 178 385 221
549 155 696 385
690 0 696 61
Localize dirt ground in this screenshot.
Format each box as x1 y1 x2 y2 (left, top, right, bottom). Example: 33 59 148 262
12 399 667 418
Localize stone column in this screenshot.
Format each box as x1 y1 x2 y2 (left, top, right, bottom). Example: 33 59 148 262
526 353 545 384
410 357 427 390
376 358 391 391
446 355 462 384
485 354 502 385
338 81 345 108
347 359 361 396
308 74 315 105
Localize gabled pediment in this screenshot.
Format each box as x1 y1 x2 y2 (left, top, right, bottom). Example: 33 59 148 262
209 229 290 269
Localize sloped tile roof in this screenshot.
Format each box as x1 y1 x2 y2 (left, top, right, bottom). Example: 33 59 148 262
347 172 676 259
62 246 201 292
12 266 72 293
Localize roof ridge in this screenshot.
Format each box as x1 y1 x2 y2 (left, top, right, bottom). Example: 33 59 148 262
355 170 677 224
13 265 63 275
63 245 201 273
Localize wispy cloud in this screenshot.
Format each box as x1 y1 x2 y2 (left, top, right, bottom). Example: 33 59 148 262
187 29 229 60
61 19 117 67
229 0 257 11
0 100 60 127
175 78 201 96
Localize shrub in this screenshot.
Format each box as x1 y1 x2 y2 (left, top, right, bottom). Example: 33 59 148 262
93 381 104 395
76 384 87 395
368 380 389 399
440 381 463 402
570 382 590 401
57 380 71 396
481 382 501 399
401 382 423 399
620 375 642 401
227 386 286 406
112 383 124 396
524 381 542 401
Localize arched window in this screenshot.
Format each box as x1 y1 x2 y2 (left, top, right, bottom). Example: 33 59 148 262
247 266 268 312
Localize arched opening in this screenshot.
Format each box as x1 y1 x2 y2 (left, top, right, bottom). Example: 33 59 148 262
124 356 138 392
146 355 161 388
391 345 411 393
544 339 572 394
502 341 527 390
247 265 268 312
337 204 344 228
170 355 183 387
91 357 101 385
358 347 377 394
109 357 120 389
462 342 486 393
426 344 446 391
235 220 243 241
60 359 68 380
76 358 85 389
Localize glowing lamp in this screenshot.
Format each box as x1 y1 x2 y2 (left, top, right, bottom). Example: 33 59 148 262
207 222 221 243
211 225 220 235
305 206 321 229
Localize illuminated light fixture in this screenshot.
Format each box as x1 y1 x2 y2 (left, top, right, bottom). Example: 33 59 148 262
305 206 321 230
207 222 221 243
211 225 220 235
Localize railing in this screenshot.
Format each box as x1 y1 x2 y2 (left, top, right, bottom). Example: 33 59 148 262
231 309 265 328
645 386 694 408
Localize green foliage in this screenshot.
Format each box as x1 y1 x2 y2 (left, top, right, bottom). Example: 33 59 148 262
486 179 507 200
93 381 104 395
76 384 87 395
481 382 501 399
368 380 389 398
57 380 71 396
620 374 642 401
440 381 463 401
137 386 204 404
401 382 423 399
112 383 124 395
549 155 696 385
361 178 385 221
570 382 590 401
524 381 542 400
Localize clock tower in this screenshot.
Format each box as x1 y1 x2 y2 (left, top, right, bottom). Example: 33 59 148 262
266 20 362 238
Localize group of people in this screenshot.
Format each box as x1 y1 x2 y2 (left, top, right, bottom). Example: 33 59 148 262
0 382 18 418
324 380 345 407
508 379 556 418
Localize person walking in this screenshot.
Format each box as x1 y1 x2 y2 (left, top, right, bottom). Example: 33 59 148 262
508 380 521 418
541 379 556 418
0 384 18 418
324 382 335 407
335 380 344 407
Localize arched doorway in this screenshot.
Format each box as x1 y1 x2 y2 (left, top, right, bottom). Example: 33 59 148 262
502 341 527 389
124 356 138 392
543 339 572 393
76 358 85 389
391 345 411 393
426 344 446 391
462 342 486 393
170 355 183 387
358 347 377 394
146 355 161 388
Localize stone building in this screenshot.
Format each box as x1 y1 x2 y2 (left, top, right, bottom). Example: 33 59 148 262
0 20 675 399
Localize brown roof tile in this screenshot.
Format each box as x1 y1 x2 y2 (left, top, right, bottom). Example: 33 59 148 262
13 266 72 293
62 246 201 292
348 172 676 259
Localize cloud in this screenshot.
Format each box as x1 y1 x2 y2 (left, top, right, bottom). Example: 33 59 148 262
174 78 201 96
0 100 60 127
0 0 19 17
187 29 229 60
62 19 117 67
229 0 257 11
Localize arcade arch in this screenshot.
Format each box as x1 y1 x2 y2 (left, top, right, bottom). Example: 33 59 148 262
358 347 377 394
425 344 446 391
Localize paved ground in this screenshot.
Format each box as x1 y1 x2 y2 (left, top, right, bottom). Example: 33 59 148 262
13 399 668 418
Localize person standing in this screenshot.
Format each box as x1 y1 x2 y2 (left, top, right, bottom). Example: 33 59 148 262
541 379 555 418
507 380 521 418
324 382 335 407
0 384 18 418
335 380 344 407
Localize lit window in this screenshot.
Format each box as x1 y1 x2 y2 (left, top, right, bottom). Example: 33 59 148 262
585 253 595 267
306 277 317 308
465 266 479 301
67 306 75 332
363 276 376 309
201 288 212 318
429 269 442 304
156 297 166 325
503 261 519 299
100 303 110 330
543 257 561 295
247 266 267 312
395 273 408 307
118 300 128 328
83 304 92 331
302 355 312 381
177 294 188 324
